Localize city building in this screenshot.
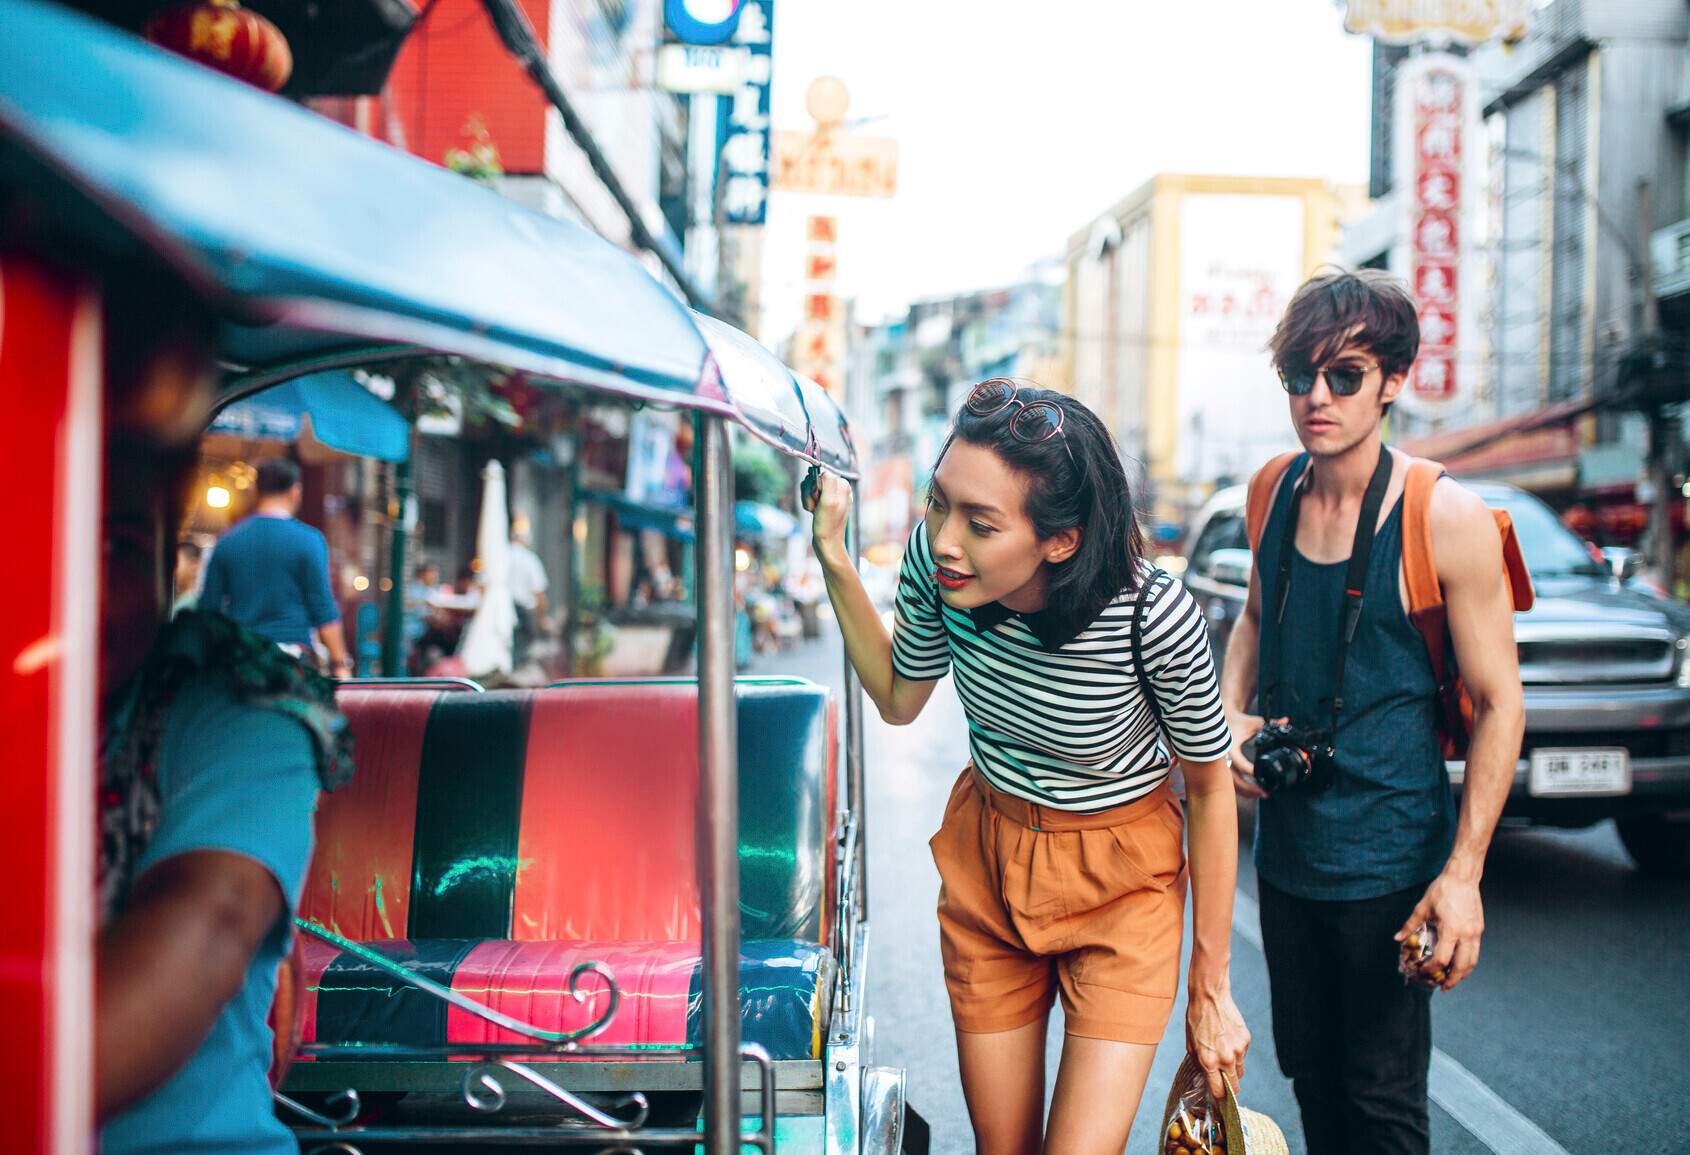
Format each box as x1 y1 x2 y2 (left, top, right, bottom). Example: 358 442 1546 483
1062 174 1362 527
1343 1 1688 532
845 267 1064 557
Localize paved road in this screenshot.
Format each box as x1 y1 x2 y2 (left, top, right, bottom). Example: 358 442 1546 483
750 628 1690 1155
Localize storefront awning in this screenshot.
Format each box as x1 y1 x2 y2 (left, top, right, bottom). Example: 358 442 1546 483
210 372 411 462
1398 396 1594 492
735 501 799 541
579 490 695 542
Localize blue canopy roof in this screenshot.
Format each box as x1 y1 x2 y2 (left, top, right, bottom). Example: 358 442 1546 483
0 0 722 412
209 372 412 462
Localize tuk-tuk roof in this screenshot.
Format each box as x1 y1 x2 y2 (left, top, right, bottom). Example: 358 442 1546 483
794 374 859 480
692 312 860 480
0 0 725 413
694 312 819 465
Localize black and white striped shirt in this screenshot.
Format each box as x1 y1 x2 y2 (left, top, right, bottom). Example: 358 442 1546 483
891 523 1232 809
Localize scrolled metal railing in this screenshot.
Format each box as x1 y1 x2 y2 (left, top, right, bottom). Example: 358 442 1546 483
278 919 778 1152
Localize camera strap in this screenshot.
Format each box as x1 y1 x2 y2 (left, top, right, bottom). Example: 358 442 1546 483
1266 446 1394 736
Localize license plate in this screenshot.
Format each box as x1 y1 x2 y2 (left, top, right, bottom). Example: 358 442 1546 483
1528 747 1631 797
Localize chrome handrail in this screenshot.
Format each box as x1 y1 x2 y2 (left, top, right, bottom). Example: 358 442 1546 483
331 676 484 692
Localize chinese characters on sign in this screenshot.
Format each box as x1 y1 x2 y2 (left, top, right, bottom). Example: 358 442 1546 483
772 131 899 198
792 215 845 396
719 0 773 225
1406 59 1466 406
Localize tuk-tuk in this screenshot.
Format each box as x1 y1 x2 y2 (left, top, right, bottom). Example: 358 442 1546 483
0 3 903 1152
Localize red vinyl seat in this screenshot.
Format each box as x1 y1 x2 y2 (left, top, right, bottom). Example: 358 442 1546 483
289 679 838 1064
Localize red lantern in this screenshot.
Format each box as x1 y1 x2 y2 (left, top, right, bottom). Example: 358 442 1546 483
144 0 293 93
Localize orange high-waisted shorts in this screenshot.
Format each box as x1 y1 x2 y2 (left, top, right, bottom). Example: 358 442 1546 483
928 765 1187 1044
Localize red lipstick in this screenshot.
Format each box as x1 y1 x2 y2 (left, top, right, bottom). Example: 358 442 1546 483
934 566 972 590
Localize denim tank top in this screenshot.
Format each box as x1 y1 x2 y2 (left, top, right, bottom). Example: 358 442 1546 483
1254 456 1454 900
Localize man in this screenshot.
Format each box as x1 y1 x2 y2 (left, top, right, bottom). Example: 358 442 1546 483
405 561 448 674
198 456 354 677
1222 269 1524 1154
96 280 350 1155
507 515 550 666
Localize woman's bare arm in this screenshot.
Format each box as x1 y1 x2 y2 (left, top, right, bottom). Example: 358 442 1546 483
804 472 937 725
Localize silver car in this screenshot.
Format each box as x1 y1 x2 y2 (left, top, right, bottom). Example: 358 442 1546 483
1182 479 1690 875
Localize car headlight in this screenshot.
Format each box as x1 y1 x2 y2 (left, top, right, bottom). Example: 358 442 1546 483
1677 636 1690 688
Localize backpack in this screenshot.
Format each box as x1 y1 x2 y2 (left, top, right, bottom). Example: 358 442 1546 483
1243 451 1534 759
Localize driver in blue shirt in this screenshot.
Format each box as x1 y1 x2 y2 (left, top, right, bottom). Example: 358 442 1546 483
95 294 351 1154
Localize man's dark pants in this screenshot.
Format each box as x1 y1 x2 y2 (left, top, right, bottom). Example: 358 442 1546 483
1258 878 1432 1155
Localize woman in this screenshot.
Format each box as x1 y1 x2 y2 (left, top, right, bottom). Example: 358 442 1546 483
804 379 1250 1154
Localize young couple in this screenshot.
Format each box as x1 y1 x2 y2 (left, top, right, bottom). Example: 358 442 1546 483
803 268 1524 1155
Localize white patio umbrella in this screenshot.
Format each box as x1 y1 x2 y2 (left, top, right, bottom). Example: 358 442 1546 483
459 459 516 678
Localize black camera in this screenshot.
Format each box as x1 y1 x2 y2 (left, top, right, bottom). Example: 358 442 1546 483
1249 720 1336 795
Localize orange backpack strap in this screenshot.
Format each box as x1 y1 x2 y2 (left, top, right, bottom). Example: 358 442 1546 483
1245 452 1304 554
1493 510 1536 612
1401 459 1445 618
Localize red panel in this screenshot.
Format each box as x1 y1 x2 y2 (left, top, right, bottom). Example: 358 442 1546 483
381 0 550 172
512 686 702 943
447 940 694 1049
0 252 98 1154
297 689 437 940
291 936 344 1055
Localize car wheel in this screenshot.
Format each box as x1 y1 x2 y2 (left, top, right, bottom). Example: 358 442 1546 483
1615 815 1690 876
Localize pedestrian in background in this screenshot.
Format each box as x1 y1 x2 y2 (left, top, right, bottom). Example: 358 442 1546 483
508 515 550 667
805 379 1250 1154
198 456 354 678
1222 269 1525 1155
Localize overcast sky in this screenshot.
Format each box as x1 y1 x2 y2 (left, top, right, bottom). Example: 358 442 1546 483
757 0 1375 340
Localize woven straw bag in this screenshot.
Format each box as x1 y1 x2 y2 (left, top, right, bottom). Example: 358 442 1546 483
1159 1053 1288 1155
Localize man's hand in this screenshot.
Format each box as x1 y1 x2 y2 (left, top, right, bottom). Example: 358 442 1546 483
1225 706 1268 799
1396 872 1484 991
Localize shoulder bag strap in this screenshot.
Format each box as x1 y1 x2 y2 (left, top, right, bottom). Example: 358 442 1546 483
1132 567 1170 738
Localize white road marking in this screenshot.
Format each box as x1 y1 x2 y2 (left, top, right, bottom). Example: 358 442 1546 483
1231 889 1572 1155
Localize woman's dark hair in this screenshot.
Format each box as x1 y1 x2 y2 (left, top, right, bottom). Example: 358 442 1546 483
936 381 1145 639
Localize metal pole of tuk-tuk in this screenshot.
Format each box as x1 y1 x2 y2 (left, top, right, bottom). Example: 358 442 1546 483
380 375 418 677
694 413 743 1153
845 484 868 917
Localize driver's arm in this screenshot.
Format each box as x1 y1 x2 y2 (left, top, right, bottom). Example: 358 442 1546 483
97 852 285 1118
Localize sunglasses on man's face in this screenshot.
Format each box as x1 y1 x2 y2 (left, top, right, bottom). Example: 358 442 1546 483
1278 360 1380 397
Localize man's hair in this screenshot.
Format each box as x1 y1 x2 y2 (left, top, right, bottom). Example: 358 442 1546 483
1268 268 1420 413
255 456 301 497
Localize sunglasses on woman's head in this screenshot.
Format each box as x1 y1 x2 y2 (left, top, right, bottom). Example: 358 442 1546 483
1278 360 1380 397
964 379 1075 465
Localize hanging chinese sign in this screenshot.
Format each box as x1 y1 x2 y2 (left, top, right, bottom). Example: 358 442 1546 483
1344 0 1532 46
792 215 845 396
1396 53 1478 412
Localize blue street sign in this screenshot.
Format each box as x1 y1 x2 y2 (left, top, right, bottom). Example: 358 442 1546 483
665 0 743 47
